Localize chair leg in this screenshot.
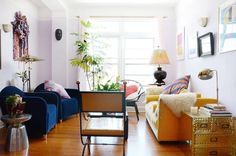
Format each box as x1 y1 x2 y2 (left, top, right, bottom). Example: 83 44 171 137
134 104 139 121
123 137 126 156
82 144 87 156
43 134 47 140
87 137 91 155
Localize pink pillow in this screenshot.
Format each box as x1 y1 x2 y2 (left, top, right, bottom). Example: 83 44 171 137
44 80 71 99
120 85 138 97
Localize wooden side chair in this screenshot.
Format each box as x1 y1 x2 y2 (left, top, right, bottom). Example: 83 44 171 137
77 82 127 156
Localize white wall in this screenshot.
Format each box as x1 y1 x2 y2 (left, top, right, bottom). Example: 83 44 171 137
176 0 236 115
0 0 39 90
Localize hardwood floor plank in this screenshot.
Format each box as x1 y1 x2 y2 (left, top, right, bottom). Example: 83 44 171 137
0 113 186 156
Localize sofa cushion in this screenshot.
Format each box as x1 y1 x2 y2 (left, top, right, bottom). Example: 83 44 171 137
162 75 190 94
146 86 163 95
44 80 70 99
47 104 57 132
145 101 159 124
61 98 78 119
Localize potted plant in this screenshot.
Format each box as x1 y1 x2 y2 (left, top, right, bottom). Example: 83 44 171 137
70 20 104 90
5 94 26 118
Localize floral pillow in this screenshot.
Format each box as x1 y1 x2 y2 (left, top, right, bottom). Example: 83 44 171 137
44 80 71 99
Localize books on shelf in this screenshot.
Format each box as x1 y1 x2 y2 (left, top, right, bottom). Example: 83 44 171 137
199 106 232 117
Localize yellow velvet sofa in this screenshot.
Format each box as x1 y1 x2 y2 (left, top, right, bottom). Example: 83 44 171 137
145 87 217 141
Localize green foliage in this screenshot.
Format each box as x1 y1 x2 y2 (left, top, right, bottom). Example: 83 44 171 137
70 20 102 72
6 96 18 107
5 94 26 118
70 20 105 90
96 79 120 91
16 71 28 82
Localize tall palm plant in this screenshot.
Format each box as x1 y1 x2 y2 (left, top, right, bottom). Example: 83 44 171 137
70 20 103 90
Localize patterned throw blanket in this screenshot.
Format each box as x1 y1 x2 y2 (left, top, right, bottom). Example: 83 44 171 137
159 93 197 117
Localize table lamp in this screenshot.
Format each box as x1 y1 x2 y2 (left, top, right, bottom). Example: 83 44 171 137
198 68 218 102
150 48 170 85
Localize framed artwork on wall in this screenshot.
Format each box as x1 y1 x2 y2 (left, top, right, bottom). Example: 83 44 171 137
218 0 236 53
176 28 185 60
187 30 198 59
198 32 214 57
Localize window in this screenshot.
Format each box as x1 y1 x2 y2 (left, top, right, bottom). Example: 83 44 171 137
88 18 159 85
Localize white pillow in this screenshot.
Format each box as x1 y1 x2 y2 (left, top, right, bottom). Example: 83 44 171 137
44 80 71 99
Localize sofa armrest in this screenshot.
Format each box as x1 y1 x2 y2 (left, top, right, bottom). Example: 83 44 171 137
25 92 60 107
146 95 159 103
65 88 78 98
23 97 48 136
195 98 218 108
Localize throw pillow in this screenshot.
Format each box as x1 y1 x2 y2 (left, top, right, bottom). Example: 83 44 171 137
162 75 190 94
44 80 71 99
146 86 163 95
120 85 138 97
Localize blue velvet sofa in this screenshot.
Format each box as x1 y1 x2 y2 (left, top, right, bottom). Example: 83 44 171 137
0 86 58 137
34 83 79 121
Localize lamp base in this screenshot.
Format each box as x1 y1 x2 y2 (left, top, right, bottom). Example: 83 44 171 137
154 67 167 86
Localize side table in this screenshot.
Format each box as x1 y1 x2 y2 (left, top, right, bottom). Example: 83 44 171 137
1 114 31 152
180 112 234 156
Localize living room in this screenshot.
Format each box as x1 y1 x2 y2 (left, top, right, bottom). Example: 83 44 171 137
0 0 236 155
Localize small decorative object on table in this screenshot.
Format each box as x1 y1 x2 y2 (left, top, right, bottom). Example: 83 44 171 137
1 94 31 152
5 94 25 118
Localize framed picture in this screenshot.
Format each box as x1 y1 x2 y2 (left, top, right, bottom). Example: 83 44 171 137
176 28 185 60
218 0 236 53
187 31 198 59
198 32 214 57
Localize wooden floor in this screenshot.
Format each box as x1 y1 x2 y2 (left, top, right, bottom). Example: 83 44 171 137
0 113 187 156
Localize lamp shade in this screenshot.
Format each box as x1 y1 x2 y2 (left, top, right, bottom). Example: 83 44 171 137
198 69 214 80
150 49 170 65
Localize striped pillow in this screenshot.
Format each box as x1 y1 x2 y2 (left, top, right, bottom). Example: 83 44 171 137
162 75 190 94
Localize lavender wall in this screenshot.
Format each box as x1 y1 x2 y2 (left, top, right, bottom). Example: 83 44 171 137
36 8 52 84
176 0 236 115
0 0 39 90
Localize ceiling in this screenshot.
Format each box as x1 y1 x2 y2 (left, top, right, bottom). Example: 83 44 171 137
30 0 180 11
60 0 180 8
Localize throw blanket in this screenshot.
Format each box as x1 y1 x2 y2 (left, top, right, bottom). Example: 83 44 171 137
159 93 197 117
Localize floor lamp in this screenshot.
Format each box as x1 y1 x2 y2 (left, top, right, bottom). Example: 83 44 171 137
198 68 219 102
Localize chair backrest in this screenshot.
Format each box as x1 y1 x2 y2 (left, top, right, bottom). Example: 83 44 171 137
79 91 125 113
34 83 45 92
120 79 144 101
0 86 24 97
